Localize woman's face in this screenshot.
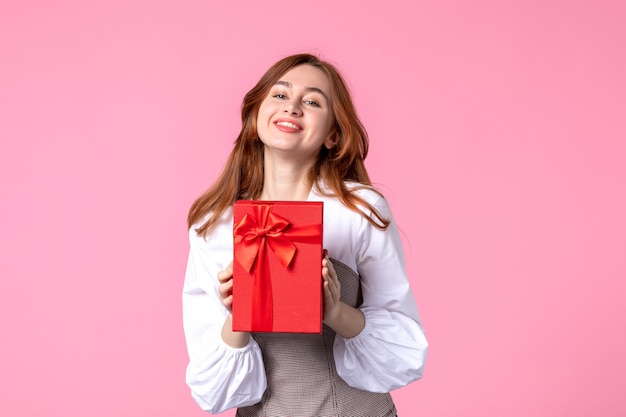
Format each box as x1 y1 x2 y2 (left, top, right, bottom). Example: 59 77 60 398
256 64 335 163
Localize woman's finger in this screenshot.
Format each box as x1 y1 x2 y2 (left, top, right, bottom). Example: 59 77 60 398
217 262 234 283
219 278 233 294
223 294 233 310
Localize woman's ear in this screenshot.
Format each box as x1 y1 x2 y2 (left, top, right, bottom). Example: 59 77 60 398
324 132 338 150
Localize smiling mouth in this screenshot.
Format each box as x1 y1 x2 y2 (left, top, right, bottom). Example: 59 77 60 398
275 121 301 130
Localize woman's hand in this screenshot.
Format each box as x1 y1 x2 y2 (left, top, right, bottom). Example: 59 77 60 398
217 262 234 313
217 261 251 347
322 250 342 323
322 250 366 338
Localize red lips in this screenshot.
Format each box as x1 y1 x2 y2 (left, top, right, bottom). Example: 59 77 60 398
273 118 303 132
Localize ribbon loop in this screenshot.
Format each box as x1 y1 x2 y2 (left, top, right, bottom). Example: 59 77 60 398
234 211 297 271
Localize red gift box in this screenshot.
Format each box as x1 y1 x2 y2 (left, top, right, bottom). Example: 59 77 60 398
232 200 323 333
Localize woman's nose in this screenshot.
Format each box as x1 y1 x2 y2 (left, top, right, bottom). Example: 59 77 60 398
284 100 302 116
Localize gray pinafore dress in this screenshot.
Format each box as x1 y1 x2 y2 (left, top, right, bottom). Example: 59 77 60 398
236 259 397 417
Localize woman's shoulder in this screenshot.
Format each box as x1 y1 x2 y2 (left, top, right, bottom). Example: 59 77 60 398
315 180 384 202
188 207 234 246
314 180 391 219
348 182 386 204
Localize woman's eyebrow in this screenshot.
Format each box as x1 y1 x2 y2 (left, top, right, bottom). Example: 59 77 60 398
275 81 328 101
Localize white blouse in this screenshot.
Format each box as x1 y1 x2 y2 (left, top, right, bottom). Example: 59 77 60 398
182 183 428 413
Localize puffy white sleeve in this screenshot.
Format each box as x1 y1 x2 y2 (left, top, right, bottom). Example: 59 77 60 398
182 220 267 413
333 194 428 392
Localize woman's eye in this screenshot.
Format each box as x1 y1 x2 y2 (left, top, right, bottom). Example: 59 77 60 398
273 93 287 99
304 100 320 107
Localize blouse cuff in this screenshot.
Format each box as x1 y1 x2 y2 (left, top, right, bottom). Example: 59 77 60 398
187 330 266 413
333 307 427 392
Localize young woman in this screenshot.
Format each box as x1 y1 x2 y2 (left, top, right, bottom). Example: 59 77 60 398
183 54 428 416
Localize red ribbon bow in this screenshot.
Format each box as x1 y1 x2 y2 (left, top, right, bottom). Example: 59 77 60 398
234 204 322 331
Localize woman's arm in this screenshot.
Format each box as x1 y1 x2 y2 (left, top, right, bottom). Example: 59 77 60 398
183 223 266 413
332 193 428 392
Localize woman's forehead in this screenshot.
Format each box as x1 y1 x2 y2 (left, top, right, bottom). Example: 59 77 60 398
275 65 330 95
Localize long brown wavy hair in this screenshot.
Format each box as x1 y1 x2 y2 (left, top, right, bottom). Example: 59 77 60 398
188 53 390 236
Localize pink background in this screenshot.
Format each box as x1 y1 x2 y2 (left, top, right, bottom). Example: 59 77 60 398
1 1 625 416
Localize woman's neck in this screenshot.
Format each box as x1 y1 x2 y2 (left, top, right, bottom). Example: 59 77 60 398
259 153 314 201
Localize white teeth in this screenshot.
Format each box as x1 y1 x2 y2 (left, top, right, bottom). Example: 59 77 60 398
276 121 299 129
